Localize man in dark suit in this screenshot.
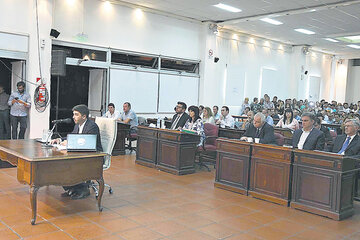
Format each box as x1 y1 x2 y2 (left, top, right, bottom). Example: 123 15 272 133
240 112 276 144
292 112 325 150
170 101 190 130
331 119 360 155
52 104 102 199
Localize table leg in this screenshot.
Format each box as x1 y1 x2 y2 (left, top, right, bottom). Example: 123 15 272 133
96 178 104 212
30 186 39 225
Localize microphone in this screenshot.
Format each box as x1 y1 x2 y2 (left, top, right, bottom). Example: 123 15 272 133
52 118 72 124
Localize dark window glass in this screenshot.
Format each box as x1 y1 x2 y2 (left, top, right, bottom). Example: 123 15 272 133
111 53 158 69
52 45 107 61
160 58 199 73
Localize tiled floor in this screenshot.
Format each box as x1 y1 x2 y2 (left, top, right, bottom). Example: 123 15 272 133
0 154 360 240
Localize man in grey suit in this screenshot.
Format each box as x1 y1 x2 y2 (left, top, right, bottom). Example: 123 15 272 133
240 112 276 144
292 112 325 150
331 119 360 155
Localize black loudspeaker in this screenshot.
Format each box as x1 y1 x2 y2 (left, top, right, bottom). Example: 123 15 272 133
214 57 220 63
50 29 60 38
51 50 66 76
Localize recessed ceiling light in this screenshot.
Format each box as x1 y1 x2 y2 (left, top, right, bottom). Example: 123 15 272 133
294 28 315 35
260 18 283 25
344 35 360 40
213 3 242 13
347 44 360 49
324 38 339 43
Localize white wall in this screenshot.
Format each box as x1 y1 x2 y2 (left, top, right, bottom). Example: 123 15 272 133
53 0 202 60
345 62 360 103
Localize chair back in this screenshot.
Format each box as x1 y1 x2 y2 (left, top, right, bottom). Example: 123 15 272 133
138 116 147 126
274 132 285 146
95 117 117 170
330 130 337 140
204 123 219 146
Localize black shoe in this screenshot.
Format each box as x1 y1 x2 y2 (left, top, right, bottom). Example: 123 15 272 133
61 191 71 197
70 189 90 200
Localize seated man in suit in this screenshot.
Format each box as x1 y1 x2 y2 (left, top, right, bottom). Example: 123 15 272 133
240 112 276 144
170 101 190 130
52 104 103 199
331 119 360 155
216 106 235 128
292 112 325 150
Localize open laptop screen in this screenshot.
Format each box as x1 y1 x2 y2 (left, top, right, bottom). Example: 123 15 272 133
66 134 97 152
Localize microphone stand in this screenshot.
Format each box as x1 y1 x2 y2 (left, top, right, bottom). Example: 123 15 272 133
42 122 57 147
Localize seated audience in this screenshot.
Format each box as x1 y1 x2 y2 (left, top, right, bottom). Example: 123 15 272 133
170 101 190 130
183 105 205 145
104 103 120 119
202 107 215 124
241 110 254 130
262 109 274 126
293 109 301 121
263 94 274 109
242 106 251 116
250 97 261 113
314 117 333 148
292 112 325 150
199 105 204 118
240 97 250 115
240 112 276 144
331 119 360 155
119 102 138 133
216 106 235 128
213 105 220 121
276 108 299 131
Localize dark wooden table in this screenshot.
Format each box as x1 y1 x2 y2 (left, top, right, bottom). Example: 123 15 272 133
291 149 357 220
112 122 130 155
0 139 106 225
218 128 245 139
249 144 293 206
136 126 158 167
215 138 251 195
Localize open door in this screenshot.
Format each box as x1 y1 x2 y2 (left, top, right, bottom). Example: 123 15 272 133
88 69 106 117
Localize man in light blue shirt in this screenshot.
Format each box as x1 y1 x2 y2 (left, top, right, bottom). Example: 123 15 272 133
262 108 274 126
119 102 138 133
8 82 31 139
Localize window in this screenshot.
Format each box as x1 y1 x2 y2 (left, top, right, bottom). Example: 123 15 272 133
52 45 107 62
160 58 199 74
111 52 158 69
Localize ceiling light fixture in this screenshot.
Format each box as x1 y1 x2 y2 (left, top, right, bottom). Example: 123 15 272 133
324 38 339 43
260 18 283 25
295 28 315 35
347 44 360 49
344 35 360 41
213 3 242 13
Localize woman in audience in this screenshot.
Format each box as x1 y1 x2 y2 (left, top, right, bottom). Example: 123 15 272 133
251 97 261 113
241 111 254 130
276 108 299 131
202 107 215 124
240 98 250 115
259 98 265 109
183 105 205 145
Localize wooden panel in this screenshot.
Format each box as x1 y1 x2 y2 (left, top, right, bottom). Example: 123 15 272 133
158 141 178 168
112 122 130 156
17 159 32 185
136 138 157 167
218 128 245 139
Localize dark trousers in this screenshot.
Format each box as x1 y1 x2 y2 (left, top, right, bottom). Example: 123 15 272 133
63 182 90 193
0 110 11 139
10 115 27 139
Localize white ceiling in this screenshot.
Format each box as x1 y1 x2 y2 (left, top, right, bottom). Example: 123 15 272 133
116 0 360 57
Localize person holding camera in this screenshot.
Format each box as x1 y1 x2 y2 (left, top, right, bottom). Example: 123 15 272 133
8 81 31 139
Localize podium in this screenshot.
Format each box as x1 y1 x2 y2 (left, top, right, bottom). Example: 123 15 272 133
215 138 251 195
291 150 357 220
136 126 200 175
112 122 130 155
249 144 292 206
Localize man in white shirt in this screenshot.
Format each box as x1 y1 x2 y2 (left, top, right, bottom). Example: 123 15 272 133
216 106 235 128
104 103 120 119
292 112 325 150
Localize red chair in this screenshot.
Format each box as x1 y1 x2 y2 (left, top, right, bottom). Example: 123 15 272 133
196 123 219 171
274 132 285 146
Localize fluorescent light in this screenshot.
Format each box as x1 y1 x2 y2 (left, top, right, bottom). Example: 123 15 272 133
347 44 360 49
260 18 283 25
324 38 339 43
294 28 315 35
344 35 360 41
213 3 242 13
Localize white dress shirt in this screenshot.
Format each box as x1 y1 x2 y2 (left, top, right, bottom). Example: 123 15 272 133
78 120 87 134
297 129 311 150
104 110 120 119
219 114 235 128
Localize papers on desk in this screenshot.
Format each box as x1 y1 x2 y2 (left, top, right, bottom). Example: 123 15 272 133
53 144 67 151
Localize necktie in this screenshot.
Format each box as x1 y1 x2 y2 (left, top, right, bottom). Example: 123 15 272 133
338 136 351 154
171 115 181 129
255 128 260 138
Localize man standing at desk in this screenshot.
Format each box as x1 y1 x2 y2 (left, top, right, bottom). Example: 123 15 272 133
216 106 235 128
52 104 102 199
104 103 120 119
8 81 31 139
170 101 189 130
292 112 325 150
240 112 275 144
118 102 138 133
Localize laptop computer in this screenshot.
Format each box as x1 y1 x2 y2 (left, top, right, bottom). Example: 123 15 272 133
66 134 97 152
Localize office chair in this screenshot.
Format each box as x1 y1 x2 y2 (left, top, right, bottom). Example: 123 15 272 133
126 117 145 153
196 123 219 171
274 132 285 146
90 117 117 198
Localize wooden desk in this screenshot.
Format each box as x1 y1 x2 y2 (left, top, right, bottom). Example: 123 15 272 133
157 128 200 175
147 118 172 129
136 126 158 167
291 150 357 220
249 144 292 206
0 139 106 225
215 138 251 195
218 128 245 139
112 122 130 155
